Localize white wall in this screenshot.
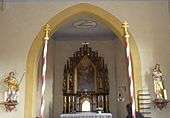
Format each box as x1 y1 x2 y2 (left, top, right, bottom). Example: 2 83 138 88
0 0 170 118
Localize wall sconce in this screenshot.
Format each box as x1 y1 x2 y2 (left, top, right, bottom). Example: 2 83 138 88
117 93 125 102
117 86 126 102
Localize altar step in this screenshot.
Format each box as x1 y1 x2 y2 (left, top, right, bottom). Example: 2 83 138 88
137 90 152 118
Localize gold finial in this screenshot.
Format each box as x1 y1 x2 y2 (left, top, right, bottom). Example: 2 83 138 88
122 21 130 39
44 24 50 40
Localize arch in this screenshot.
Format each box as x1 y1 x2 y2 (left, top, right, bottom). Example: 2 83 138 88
25 3 142 118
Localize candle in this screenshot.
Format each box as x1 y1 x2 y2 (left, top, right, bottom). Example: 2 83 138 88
40 24 50 118
164 89 168 100
122 21 136 118
4 91 7 102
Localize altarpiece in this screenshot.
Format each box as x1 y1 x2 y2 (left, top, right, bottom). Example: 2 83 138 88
62 44 110 113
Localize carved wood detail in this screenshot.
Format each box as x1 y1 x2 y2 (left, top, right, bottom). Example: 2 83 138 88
63 44 110 113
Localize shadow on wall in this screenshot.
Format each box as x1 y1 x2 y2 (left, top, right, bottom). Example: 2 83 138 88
49 102 52 118
144 67 154 97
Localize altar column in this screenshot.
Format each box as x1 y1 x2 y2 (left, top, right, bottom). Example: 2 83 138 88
106 95 110 112
96 95 99 108
63 96 67 113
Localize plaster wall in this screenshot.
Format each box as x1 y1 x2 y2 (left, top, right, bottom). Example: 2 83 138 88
0 1 169 118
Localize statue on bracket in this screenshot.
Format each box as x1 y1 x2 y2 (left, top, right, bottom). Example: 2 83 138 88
0 71 24 112
4 71 19 102
152 64 169 110
152 64 167 100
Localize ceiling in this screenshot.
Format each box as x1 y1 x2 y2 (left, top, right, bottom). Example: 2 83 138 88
52 15 116 39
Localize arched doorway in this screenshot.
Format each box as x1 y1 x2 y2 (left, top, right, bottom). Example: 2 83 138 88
25 3 142 118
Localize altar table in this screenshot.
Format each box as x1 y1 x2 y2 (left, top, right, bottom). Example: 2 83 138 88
60 112 112 118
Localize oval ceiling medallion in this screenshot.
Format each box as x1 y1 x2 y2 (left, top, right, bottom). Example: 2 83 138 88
73 20 97 29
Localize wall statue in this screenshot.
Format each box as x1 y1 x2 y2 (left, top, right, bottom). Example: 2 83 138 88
152 64 168 100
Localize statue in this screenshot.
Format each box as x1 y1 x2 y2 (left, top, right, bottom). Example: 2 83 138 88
2 71 24 112
152 64 168 100
4 71 19 102
63 79 67 92
69 75 74 91
4 71 19 92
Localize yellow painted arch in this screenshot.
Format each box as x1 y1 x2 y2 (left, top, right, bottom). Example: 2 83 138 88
25 3 142 118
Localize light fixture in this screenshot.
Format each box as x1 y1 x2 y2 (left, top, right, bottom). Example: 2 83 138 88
117 86 126 102
117 92 125 102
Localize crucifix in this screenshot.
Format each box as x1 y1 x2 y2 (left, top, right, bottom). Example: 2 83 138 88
122 21 130 39
44 24 51 40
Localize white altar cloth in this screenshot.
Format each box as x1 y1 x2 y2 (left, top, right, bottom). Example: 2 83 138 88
60 112 112 118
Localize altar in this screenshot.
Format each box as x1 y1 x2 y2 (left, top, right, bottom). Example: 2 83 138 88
60 112 112 118
60 45 111 118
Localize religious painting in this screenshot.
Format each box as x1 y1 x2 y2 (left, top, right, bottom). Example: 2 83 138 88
77 56 95 91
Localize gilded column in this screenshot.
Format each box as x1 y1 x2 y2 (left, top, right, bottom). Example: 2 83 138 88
63 96 67 113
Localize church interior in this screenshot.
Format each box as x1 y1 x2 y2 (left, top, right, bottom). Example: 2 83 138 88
0 0 170 118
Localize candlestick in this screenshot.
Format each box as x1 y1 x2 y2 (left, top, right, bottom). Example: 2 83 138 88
122 21 136 118
40 24 50 118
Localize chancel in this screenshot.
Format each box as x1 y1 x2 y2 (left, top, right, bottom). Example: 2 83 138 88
34 12 130 118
